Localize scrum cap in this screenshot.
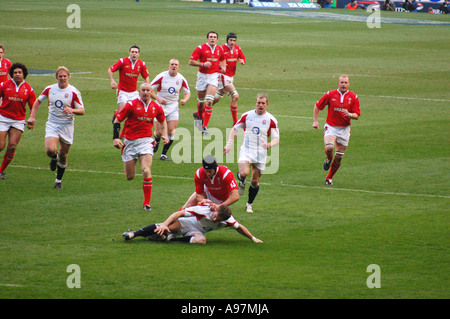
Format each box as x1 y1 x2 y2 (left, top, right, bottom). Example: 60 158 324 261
202 155 218 172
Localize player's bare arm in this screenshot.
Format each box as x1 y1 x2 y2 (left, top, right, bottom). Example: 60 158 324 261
26 99 43 129
189 59 212 68
63 106 85 116
156 210 186 235
224 127 238 154
180 92 191 106
195 192 207 205
312 106 320 129
340 108 359 120
219 59 226 73
236 224 263 243
158 119 169 144
108 68 117 89
262 136 280 150
221 189 239 207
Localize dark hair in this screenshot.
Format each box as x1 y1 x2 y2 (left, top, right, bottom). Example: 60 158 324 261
227 32 237 41
206 31 218 39
129 45 140 52
217 205 232 221
9 63 28 79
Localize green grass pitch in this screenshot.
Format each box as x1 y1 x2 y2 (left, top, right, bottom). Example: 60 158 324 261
0 0 448 301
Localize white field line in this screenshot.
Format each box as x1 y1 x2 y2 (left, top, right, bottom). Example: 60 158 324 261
0 283 23 287
62 77 450 103
11 165 449 200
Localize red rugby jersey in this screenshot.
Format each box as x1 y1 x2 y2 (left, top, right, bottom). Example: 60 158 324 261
116 98 165 140
0 79 36 120
109 57 149 92
315 89 360 127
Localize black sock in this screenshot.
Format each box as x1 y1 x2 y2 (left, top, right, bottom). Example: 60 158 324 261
56 163 66 180
170 236 192 243
162 140 173 155
248 185 259 204
134 224 157 237
237 172 245 182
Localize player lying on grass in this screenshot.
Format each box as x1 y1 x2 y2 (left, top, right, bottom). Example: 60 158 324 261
122 202 263 244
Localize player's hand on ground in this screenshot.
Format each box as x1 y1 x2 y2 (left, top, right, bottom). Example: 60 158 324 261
252 237 263 243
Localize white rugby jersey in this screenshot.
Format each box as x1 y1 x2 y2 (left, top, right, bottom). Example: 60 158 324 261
184 204 239 234
38 84 84 124
150 71 190 114
234 109 279 161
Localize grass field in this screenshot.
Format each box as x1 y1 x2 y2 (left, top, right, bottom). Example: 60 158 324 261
0 0 448 302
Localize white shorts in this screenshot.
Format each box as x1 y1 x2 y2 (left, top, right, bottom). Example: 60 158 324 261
238 148 266 171
163 106 179 122
218 74 234 90
178 217 207 237
324 123 351 146
45 120 75 145
122 137 154 162
117 90 138 105
195 72 219 91
0 114 26 132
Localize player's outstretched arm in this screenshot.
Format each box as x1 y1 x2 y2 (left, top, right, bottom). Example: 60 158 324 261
236 224 263 243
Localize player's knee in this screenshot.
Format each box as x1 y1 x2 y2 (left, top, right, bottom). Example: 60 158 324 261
205 95 214 106
191 235 207 244
197 97 205 106
141 167 151 178
239 169 249 180
324 142 334 154
214 91 223 101
335 151 344 163
228 90 239 102
6 144 17 154
46 149 57 158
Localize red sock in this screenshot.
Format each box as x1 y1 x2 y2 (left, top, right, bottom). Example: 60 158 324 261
326 160 341 180
203 105 213 128
143 177 153 205
230 105 238 125
197 102 204 120
0 151 15 173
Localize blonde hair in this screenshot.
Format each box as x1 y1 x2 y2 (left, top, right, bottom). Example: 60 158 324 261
56 66 70 77
256 93 269 102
